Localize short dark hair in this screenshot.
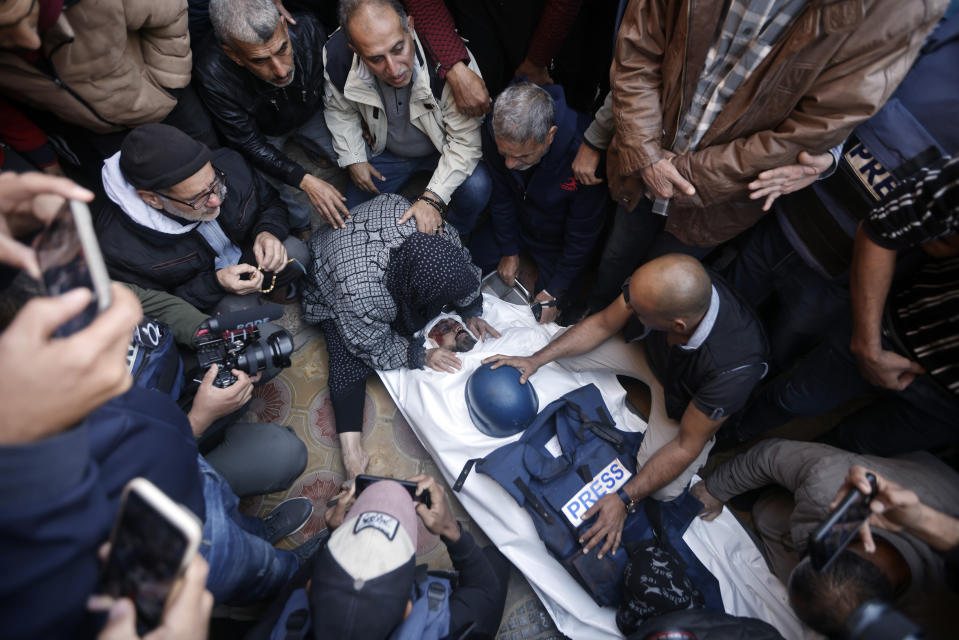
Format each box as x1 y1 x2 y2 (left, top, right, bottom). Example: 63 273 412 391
788 553 895 638
338 0 408 39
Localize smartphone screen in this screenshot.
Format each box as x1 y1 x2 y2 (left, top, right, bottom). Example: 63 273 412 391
354 474 431 509
809 473 877 571
33 200 112 336
99 487 195 631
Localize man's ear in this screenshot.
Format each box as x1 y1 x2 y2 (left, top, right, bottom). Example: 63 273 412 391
671 318 688 335
545 125 559 148
221 41 244 67
136 189 164 210
407 14 414 33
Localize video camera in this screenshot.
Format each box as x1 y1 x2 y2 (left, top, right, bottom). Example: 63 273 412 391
193 304 293 388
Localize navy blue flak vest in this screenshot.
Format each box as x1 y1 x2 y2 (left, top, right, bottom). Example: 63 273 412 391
455 384 722 610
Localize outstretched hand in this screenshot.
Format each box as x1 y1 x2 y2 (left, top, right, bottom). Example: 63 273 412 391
481 354 539 384
748 150 834 211
464 316 500 341
579 494 626 559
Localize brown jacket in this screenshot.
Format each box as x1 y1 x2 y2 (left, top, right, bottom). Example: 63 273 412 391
608 0 947 247
0 0 192 133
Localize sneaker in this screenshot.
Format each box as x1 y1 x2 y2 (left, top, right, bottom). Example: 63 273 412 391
262 497 314 544
292 528 330 565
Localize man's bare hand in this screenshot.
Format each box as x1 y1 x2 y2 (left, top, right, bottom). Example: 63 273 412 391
270 0 296 24
426 347 462 373
748 151 834 211
95 555 213 640
640 152 695 200
0 171 94 278
347 162 385 195
253 231 287 272
572 142 602 185
464 316 501 341
497 254 519 286
579 494 626 559
446 61 491 117
325 481 357 531
300 174 349 229
514 57 553 86
690 480 723 521
481 354 539 384
216 264 263 295
187 365 256 436
0 284 140 445
533 290 558 325
408 474 461 540
851 345 925 391
398 198 443 234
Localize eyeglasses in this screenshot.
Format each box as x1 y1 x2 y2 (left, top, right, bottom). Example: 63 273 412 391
158 168 227 210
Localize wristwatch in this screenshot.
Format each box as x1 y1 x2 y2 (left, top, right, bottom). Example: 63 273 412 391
617 488 640 514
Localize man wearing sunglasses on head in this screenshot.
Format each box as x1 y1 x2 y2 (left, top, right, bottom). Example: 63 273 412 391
95 123 309 313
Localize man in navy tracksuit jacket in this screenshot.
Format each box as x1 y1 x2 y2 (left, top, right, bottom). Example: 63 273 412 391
473 82 610 323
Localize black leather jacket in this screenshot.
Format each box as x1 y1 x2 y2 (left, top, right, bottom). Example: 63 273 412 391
95 148 290 311
194 14 328 188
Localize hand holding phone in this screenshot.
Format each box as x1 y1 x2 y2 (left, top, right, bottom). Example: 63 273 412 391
809 472 878 571
98 478 203 634
354 474 431 509
33 199 112 336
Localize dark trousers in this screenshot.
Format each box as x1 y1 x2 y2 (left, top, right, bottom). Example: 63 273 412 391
588 201 711 310
319 319 373 433
724 215 849 371
733 317 959 455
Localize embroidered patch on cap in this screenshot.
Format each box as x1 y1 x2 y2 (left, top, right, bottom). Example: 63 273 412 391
353 511 399 540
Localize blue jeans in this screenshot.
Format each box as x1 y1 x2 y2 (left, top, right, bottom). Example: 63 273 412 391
724 215 849 371
197 457 298 604
345 150 491 234
732 318 959 454
265 109 338 231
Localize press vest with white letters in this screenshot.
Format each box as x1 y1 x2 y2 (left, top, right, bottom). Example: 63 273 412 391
454 384 722 609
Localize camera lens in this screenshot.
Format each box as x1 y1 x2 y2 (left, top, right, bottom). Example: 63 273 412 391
236 329 294 373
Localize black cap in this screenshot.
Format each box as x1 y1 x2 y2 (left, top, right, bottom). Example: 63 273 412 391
119 124 212 191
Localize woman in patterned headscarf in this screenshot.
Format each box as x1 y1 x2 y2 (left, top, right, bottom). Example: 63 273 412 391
302 194 499 477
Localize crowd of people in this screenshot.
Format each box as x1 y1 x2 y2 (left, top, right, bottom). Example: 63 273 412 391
1 0 958 638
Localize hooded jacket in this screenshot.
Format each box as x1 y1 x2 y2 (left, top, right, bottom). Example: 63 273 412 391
0 0 191 133
95 148 290 311
604 0 947 247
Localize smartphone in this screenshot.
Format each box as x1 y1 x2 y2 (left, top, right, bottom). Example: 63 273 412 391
354 474 432 509
808 472 878 571
99 478 203 632
32 199 112 336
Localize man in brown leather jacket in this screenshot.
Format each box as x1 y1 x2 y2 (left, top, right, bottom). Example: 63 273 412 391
589 0 947 308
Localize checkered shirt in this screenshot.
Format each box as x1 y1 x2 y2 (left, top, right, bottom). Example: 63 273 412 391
674 0 807 153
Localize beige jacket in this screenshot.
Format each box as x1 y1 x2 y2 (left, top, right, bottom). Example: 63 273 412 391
322 34 483 204
607 0 947 247
0 0 191 133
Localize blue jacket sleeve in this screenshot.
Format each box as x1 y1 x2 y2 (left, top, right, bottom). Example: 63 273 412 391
549 181 608 295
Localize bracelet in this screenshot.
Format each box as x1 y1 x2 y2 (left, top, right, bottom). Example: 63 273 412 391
415 196 447 216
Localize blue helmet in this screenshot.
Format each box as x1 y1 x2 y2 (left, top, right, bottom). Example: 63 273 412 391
465 363 539 438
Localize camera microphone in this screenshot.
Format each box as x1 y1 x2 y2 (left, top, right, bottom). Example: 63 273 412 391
200 304 285 334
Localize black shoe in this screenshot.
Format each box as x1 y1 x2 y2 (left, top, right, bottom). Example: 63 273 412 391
262 497 314 544
292 528 330 565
